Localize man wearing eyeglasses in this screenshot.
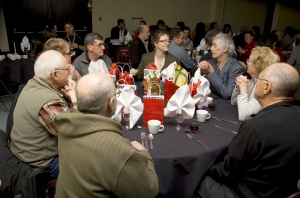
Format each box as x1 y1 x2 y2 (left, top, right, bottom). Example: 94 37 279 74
10 50 77 180
54 72 159 198
73 32 112 76
195 63 300 198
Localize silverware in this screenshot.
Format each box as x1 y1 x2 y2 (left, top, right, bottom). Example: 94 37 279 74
213 116 238 124
187 134 209 149
214 125 237 134
141 132 145 147
148 134 154 149
144 134 148 151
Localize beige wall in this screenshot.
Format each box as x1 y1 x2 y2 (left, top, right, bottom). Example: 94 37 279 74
1 0 300 52
277 4 300 31
223 0 267 33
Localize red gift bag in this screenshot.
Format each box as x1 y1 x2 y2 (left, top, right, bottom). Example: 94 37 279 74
109 63 120 75
143 95 164 126
164 78 179 104
143 67 160 95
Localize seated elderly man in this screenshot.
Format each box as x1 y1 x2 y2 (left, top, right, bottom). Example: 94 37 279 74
195 63 300 198
10 50 77 179
168 28 195 71
129 24 153 69
198 33 244 99
54 72 159 198
73 32 112 76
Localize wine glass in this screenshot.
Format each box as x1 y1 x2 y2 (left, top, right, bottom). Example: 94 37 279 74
123 106 130 130
174 109 183 131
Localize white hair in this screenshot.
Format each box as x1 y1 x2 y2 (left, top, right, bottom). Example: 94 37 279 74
34 50 66 80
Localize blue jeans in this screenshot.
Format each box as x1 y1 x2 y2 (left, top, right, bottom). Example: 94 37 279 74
48 156 59 179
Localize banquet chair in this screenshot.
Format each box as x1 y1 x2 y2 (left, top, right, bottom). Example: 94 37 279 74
0 129 57 198
115 47 132 72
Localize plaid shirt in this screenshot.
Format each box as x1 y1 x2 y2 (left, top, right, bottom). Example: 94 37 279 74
38 99 73 136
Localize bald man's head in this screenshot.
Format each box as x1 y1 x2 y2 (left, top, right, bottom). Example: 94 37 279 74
255 63 300 105
76 72 116 116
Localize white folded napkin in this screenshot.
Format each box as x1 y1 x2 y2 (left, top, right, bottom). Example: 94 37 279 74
191 68 211 108
20 36 30 52
112 86 143 129
160 61 177 81
164 84 195 119
124 32 132 42
88 59 109 74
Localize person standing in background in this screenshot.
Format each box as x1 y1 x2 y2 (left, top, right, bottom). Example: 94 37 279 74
64 20 86 57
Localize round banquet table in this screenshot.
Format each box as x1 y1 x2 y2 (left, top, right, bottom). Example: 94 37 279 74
122 83 242 198
0 57 35 84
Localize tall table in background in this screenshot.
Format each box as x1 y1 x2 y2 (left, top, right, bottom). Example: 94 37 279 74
123 85 241 198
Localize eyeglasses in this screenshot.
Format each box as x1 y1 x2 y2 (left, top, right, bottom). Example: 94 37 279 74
55 65 71 72
91 43 105 48
253 76 270 84
158 40 171 44
115 89 121 97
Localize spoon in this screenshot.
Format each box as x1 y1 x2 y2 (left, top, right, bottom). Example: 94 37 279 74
148 134 154 149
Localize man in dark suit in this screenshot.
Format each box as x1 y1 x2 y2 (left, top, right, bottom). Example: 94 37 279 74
129 25 153 69
111 19 128 41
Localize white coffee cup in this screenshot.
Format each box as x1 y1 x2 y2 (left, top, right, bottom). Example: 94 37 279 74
207 97 213 104
22 54 28 59
148 120 164 134
196 110 211 122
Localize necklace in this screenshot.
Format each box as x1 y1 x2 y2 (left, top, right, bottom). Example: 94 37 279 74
66 33 76 43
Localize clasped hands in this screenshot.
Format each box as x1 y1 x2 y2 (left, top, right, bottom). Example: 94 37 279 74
197 60 215 75
235 75 249 93
61 79 77 102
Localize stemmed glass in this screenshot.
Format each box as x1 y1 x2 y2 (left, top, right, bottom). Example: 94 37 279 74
174 109 183 131
123 106 130 130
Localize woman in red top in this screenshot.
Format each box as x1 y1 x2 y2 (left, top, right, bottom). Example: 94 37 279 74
237 31 255 63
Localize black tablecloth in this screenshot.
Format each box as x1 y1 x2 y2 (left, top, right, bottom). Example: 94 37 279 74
123 84 241 198
0 58 35 84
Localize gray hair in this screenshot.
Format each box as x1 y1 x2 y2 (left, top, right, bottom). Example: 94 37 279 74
76 76 115 115
264 63 300 97
34 50 66 80
84 32 104 46
213 33 236 56
205 30 218 47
